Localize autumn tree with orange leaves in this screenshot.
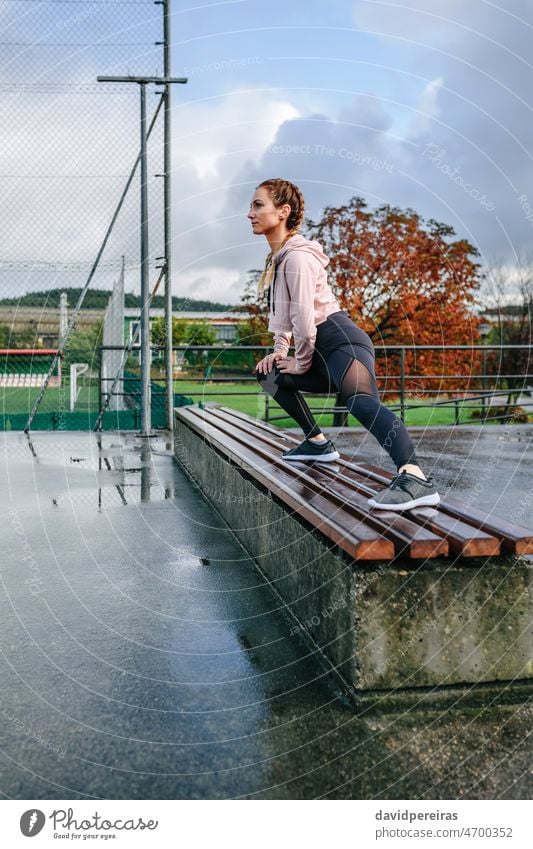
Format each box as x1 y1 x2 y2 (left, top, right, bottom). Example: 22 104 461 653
306 196 483 395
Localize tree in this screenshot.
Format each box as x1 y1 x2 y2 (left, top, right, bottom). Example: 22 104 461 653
150 317 221 374
306 196 483 394
62 320 103 370
235 270 270 347
181 321 216 369
0 287 234 312
0 322 42 349
150 316 219 371
151 316 188 348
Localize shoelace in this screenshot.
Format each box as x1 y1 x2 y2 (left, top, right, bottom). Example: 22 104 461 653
389 473 412 492
390 472 432 492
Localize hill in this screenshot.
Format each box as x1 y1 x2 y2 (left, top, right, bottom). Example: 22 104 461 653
0 287 236 312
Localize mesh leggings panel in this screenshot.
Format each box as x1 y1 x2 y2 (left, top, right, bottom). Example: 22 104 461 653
338 358 417 468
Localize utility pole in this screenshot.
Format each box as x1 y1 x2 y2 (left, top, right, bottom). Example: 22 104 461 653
162 0 174 432
97 73 187 437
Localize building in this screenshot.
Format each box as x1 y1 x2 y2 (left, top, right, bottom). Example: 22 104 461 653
124 309 249 345
0 305 250 349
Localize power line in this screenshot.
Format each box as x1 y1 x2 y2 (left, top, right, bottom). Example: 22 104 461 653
0 82 140 92
0 174 131 178
0 42 158 47
0 260 146 271
6 1 154 5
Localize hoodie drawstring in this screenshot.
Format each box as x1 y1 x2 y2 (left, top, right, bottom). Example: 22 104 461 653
266 264 277 314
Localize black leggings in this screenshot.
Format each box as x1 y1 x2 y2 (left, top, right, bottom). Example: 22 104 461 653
257 311 417 470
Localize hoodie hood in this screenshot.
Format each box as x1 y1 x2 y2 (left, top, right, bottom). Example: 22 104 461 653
273 234 330 269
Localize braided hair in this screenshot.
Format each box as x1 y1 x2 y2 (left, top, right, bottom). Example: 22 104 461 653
256 178 305 297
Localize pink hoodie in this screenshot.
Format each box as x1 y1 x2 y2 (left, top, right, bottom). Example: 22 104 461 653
268 234 341 372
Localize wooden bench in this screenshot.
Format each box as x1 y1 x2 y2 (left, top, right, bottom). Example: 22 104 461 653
174 404 533 701
175 403 533 562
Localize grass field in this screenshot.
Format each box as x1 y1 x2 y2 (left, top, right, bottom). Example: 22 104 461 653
0 384 98 414
2 378 528 429
172 379 515 428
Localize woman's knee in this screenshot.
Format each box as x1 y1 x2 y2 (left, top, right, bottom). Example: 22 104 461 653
255 369 265 385
256 368 279 395
346 392 407 438
343 390 378 414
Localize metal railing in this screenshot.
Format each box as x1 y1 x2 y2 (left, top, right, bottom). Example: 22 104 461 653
95 343 533 429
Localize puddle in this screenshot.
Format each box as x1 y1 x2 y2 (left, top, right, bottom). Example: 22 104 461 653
2 430 179 509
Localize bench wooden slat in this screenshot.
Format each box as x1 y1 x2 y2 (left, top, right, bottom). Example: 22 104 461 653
334 461 501 557
354 460 533 555
215 407 501 556
208 406 448 559
251 408 498 557
440 500 533 555
178 407 394 561
299 465 449 559
405 507 500 556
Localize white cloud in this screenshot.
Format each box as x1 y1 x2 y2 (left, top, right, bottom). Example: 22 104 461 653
405 76 444 137
0 87 141 267
171 88 300 183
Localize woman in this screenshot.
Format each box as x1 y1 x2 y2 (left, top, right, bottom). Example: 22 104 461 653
249 178 440 511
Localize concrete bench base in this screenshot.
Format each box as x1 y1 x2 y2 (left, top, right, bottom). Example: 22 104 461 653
174 414 533 705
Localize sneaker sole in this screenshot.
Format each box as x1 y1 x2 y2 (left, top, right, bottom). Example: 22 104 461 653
367 493 441 511
282 451 340 462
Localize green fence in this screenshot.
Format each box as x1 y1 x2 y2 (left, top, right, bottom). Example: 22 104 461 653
0 350 192 431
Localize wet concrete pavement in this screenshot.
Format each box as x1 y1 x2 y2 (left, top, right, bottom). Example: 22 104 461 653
0 426 531 799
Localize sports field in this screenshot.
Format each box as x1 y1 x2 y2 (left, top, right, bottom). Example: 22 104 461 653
0 383 98 414
1 377 526 429
170 380 499 428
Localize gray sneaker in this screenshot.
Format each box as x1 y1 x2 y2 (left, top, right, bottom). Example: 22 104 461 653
282 438 340 462
367 471 440 511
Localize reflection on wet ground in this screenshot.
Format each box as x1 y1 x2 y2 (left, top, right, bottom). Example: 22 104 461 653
6 431 178 510
0 427 531 799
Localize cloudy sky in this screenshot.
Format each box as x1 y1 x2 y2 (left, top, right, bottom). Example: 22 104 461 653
1 0 532 305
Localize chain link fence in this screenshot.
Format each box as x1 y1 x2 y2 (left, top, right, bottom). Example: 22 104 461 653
2 3 532 433
1 0 167 429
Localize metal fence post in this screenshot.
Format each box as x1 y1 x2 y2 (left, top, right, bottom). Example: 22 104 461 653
399 347 405 422
98 345 103 415
95 72 188 439
139 81 152 437
163 0 174 433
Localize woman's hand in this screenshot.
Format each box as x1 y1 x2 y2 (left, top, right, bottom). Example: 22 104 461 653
255 351 284 375
276 356 306 374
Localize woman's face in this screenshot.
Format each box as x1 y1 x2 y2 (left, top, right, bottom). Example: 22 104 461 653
248 187 290 235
